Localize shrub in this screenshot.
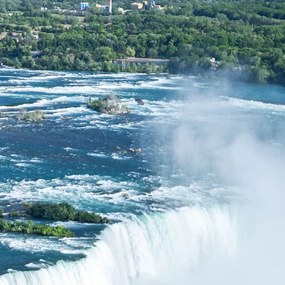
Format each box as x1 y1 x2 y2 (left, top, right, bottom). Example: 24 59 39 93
0 219 74 237
27 202 76 221
0 219 9 231
75 211 109 223
9 211 20 218
26 202 109 224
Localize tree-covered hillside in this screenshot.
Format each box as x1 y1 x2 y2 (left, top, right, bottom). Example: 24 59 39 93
0 0 284 84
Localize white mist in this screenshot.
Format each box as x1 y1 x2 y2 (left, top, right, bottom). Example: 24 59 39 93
166 85 285 285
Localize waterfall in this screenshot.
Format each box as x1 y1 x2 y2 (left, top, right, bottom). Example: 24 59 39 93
0 206 238 285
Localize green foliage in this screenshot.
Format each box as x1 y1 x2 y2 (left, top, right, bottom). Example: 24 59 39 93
27 202 76 221
0 219 74 237
75 211 109 223
0 219 9 231
0 200 108 237
87 98 105 112
26 202 109 224
9 211 20 218
0 0 284 84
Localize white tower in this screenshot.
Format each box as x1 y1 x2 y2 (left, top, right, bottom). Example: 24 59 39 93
109 0 112 14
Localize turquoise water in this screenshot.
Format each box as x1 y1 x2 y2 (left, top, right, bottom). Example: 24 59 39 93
0 70 285 284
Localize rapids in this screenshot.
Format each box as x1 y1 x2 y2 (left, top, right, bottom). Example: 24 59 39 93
1 69 285 284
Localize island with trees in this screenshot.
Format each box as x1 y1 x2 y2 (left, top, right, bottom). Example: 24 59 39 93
0 0 284 83
0 219 75 238
0 202 109 237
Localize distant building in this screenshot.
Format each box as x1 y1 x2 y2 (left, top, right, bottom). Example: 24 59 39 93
95 3 112 14
0 32 7 40
118 7 127 14
141 1 162 10
143 0 155 9
131 2 143 10
109 0 113 14
95 4 104 10
54 6 61 11
153 4 162 10
80 2 89 10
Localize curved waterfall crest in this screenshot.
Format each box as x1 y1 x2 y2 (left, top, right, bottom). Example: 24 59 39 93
0 206 238 285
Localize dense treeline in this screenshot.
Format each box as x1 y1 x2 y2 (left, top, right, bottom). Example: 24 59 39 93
0 0 284 84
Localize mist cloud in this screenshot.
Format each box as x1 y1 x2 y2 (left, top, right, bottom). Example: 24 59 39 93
162 82 285 284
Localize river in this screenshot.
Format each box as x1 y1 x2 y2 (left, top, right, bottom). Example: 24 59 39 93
0 69 284 284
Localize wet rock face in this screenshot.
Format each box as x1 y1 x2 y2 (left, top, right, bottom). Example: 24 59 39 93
87 95 129 115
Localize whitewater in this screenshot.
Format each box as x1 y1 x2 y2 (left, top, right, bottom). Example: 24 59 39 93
0 69 285 284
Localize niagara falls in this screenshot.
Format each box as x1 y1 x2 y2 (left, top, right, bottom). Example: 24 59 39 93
0 69 284 284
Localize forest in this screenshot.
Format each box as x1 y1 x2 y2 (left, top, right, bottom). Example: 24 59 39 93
0 0 284 84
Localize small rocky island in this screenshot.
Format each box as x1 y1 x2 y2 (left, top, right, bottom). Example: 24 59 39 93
16 110 45 122
87 94 129 115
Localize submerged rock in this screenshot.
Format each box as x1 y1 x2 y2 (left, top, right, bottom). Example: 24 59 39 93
87 95 129 115
135 98 144 105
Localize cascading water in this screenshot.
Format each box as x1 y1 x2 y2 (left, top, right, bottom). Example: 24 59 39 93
0 206 238 285
1 69 285 285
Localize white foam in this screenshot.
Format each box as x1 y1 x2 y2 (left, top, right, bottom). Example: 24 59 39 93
0 96 86 110
65 174 100 181
0 206 238 285
47 106 89 117
98 189 139 204
87 152 108 158
0 176 138 207
25 263 49 269
0 175 230 212
15 163 32 168
7 269 17 273
61 237 94 249
111 153 129 160
63 147 77 152
146 183 234 207
29 158 43 164
227 97 285 113
0 235 88 255
9 73 76 84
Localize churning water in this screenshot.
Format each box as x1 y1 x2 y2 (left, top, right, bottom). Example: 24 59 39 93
0 69 285 284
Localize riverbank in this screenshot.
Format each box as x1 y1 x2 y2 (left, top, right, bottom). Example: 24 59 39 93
0 0 284 85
